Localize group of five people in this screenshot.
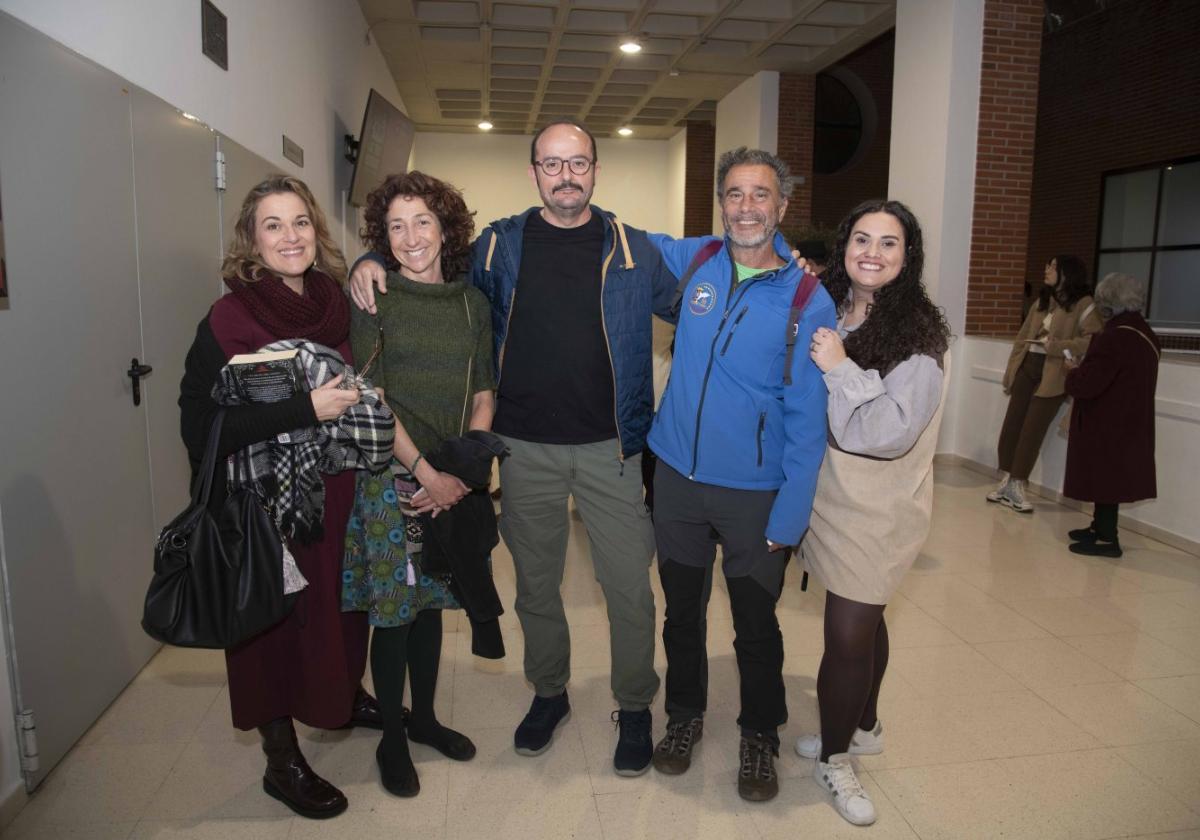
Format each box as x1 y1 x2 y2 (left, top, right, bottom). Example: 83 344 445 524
179 118 951 828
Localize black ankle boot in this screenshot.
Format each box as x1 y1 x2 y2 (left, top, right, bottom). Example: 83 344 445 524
407 720 477 761
258 717 347 819
376 736 420 797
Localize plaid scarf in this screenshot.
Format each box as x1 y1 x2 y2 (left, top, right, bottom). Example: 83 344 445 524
213 340 395 542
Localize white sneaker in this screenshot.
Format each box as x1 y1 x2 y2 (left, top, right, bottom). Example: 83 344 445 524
1007 479 1034 513
985 473 1011 503
795 720 884 759
814 753 877 826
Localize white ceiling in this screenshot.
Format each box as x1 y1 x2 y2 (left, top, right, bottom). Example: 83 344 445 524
356 0 896 139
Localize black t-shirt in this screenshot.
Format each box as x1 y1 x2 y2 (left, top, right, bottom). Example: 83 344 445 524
492 211 617 444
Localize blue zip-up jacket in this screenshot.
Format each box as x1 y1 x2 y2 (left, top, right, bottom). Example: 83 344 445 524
469 206 678 458
647 232 836 546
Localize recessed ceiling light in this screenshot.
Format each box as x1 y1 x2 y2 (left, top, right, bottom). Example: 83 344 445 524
619 39 642 54
478 120 494 131
618 126 633 137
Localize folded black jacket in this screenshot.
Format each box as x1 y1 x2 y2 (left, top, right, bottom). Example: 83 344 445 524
421 431 509 659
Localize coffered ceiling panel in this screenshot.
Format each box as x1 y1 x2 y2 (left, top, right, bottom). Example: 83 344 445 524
357 0 895 138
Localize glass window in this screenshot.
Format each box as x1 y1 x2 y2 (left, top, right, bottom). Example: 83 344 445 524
1100 169 1157 248
1148 250 1200 331
1157 161 1200 247
813 74 863 175
1096 251 1152 290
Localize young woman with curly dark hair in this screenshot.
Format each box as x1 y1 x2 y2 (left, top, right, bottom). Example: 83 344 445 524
990 254 1101 511
342 171 497 797
796 200 951 827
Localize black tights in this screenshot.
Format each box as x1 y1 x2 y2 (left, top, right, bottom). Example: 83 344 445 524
370 608 443 757
817 592 888 762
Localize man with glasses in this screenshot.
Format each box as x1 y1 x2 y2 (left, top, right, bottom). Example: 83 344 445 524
349 120 676 777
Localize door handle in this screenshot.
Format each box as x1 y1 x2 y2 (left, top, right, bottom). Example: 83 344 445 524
126 358 153 406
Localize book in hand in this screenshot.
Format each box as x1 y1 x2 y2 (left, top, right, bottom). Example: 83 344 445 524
226 349 311 443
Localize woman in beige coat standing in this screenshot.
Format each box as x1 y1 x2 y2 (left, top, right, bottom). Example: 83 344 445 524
989 255 1101 511
796 200 951 827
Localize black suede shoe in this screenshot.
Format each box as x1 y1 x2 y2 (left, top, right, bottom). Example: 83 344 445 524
514 692 571 756
376 741 420 797
612 709 653 777
1070 538 1122 558
408 722 477 761
1068 525 1099 543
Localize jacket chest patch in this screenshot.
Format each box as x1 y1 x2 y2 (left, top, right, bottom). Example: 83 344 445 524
688 282 718 316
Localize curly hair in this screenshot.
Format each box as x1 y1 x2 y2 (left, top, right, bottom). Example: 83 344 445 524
222 174 347 284
715 146 795 199
360 171 475 279
1037 254 1091 312
822 199 951 374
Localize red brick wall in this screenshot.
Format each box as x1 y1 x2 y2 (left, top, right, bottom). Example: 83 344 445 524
776 72 815 240
810 33 894 229
683 120 715 237
1025 0 1200 350
965 0 1043 337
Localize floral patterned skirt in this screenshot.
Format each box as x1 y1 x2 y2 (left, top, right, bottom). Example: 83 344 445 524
342 468 459 627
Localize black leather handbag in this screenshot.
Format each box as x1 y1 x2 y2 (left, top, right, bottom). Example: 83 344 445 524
141 411 297 648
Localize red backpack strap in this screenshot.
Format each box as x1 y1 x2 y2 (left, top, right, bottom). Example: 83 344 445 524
782 270 821 385
669 239 724 316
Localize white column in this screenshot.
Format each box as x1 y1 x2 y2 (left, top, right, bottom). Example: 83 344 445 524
713 71 780 233
888 0 985 452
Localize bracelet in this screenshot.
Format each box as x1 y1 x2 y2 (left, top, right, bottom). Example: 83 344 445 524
408 453 424 473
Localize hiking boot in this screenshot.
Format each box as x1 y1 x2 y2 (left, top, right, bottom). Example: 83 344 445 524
794 719 884 760
986 473 1011 504
814 752 876 826
514 692 571 756
1007 479 1034 513
612 709 653 777
737 732 779 802
652 716 704 775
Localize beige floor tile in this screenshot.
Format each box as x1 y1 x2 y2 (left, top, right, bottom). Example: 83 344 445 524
1117 739 1200 814
1087 590 1200 632
871 759 1074 839
141 739 295 821
443 726 602 840
919 599 1050 643
889 645 1024 697
929 690 1101 758
1038 682 1200 746
79 683 222 746
895 574 994 608
128 818 292 840
1 821 137 840
594 780 766 840
450 669 537 732
1065 632 1200 680
1000 748 1200 838
1136 674 1200 723
11 743 186 829
747 771 919 839
880 604 965 649
975 636 1124 690
132 647 228 688
1145 624 1200 658
1006 596 1141 637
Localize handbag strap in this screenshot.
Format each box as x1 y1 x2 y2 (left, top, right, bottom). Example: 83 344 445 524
193 410 227 507
1117 324 1161 360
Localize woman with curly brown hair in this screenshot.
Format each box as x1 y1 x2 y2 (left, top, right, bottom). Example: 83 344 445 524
795 200 951 826
342 171 496 796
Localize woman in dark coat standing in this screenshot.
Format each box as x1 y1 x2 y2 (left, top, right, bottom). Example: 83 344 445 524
1063 272 1161 558
178 175 379 819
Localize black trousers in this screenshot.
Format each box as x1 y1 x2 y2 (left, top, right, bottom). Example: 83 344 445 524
653 463 788 735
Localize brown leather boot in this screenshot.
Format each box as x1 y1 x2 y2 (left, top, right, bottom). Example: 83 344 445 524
258 717 347 819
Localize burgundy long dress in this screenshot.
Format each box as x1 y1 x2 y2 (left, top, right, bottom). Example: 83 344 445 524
208 293 368 730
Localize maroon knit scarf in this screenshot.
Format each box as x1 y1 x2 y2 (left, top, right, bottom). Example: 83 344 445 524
223 269 350 348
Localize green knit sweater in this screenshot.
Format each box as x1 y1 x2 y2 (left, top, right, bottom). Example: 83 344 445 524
350 271 495 456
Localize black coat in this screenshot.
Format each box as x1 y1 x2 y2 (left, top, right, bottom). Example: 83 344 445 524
1064 312 1160 504
421 431 509 660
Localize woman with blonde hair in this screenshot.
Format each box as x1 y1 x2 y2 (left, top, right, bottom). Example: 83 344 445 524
179 174 378 819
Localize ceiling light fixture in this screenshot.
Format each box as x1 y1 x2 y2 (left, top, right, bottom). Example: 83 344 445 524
478 120 494 131
618 126 633 137
619 38 642 54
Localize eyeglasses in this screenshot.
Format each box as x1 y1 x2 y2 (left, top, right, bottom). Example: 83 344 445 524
533 156 594 176
344 321 384 390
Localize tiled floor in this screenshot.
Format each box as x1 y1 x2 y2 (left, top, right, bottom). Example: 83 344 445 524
6 464 1200 839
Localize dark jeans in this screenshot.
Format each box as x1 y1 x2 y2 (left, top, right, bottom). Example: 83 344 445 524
998 353 1065 480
